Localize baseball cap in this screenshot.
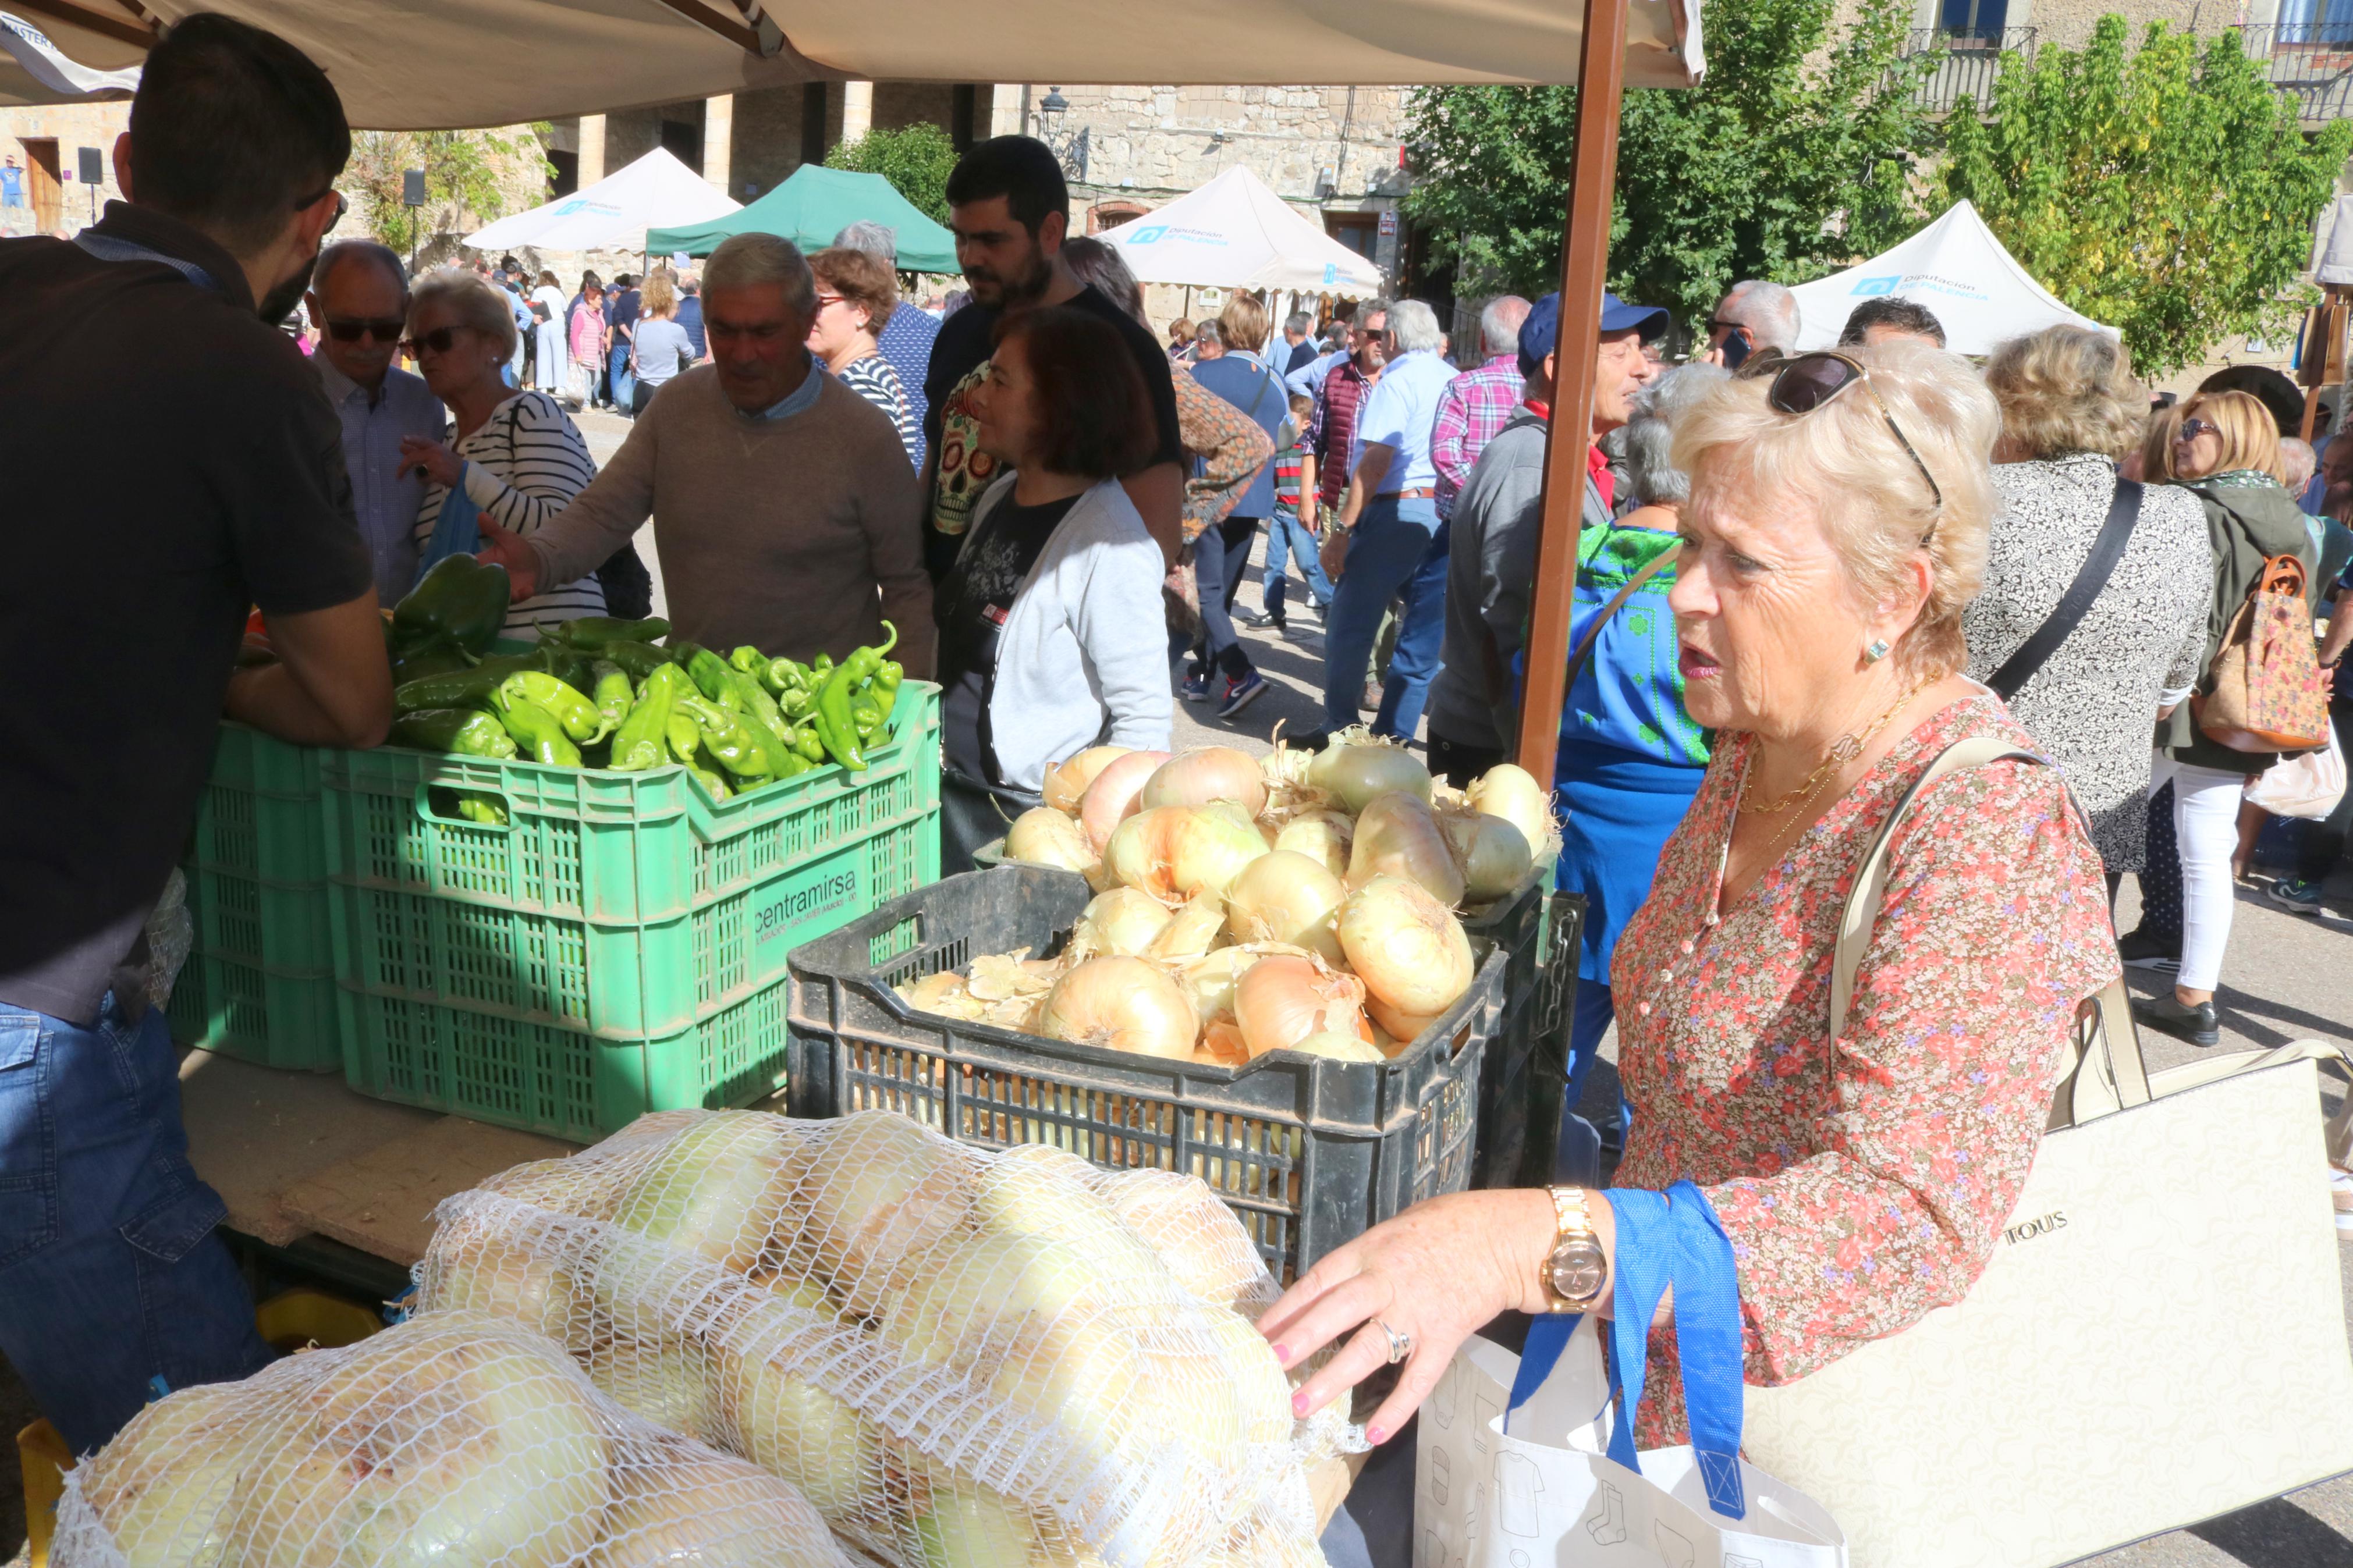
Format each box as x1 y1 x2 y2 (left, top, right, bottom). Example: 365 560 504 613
1518 290 1671 378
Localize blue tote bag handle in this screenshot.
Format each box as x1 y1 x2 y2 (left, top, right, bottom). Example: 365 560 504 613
413 471 483 589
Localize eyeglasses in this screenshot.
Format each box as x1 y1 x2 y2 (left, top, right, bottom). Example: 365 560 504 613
2173 417 2219 445
294 187 347 233
401 324 470 358
812 292 847 310
325 317 406 344
1767 351 1947 541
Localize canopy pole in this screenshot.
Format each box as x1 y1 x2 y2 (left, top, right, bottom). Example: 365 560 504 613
1513 0 1630 791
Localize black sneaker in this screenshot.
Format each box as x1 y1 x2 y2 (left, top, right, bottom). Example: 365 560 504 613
2131 993 2219 1047
1234 606 1275 628
2116 927 2182 973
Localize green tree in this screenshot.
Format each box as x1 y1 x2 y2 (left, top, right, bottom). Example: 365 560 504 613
1403 0 1936 333
344 127 552 260
826 123 959 223
1940 17 2352 378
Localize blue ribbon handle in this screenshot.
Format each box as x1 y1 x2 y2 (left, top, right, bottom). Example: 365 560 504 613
1504 1311 1581 1432
1600 1187 1677 1474
1667 1179 1747 1519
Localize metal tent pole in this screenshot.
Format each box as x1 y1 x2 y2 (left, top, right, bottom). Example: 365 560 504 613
1513 0 1632 790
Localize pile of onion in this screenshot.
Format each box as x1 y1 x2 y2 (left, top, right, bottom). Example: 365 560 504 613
922 735 1565 1071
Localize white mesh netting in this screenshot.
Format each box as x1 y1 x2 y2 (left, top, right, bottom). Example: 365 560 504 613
52 1309 851 1568
413 1108 1350 1567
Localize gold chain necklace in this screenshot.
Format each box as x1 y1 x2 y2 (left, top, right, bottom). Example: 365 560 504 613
1739 674 1933 823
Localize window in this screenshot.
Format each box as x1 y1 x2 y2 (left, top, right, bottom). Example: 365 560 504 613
1938 0 2007 42
1088 201 1148 234
1326 211 1378 259
547 150 579 200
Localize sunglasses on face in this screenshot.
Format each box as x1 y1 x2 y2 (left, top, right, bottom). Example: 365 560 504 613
402 325 470 358
325 318 405 344
2174 417 2219 444
294 187 347 233
1766 351 1947 542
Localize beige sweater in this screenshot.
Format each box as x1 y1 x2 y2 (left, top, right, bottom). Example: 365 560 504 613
527 365 936 677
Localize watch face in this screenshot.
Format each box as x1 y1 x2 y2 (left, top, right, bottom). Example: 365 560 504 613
1549 1240 1607 1304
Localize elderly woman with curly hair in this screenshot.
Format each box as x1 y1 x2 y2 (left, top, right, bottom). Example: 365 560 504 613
1966 326 2212 887
1261 344 2118 1452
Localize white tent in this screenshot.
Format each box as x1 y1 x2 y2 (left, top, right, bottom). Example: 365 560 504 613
464 147 737 255
1105 166 1385 294
2312 194 2353 286
1 10 136 104
1790 200 2113 357
1 0 1702 126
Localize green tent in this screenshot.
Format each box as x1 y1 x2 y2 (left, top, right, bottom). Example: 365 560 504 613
647 165 957 271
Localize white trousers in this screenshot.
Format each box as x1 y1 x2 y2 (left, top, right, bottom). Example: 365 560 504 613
2149 752 2247 991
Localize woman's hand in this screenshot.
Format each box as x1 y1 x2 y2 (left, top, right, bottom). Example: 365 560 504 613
398 435 465 489
1258 1188 1556 1442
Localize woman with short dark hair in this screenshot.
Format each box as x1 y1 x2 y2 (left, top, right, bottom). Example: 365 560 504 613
807 245 921 469
933 306 1173 869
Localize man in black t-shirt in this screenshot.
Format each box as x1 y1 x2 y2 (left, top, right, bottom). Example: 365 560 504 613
0 13 391 1452
921 136 1184 582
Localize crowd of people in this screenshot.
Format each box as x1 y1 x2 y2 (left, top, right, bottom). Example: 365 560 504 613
6 15 2352 1519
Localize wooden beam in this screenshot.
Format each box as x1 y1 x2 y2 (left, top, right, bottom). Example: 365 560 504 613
642 0 764 56
1514 0 1631 790
4 0 155 50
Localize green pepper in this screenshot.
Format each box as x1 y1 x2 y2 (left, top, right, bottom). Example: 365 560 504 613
686 744 732 801
792 726 825 765
869 662 902 724
393 654 539 714
686 647 788 743
600 640 677 684
390 708 518 760
851 701 885 744
727 646 769 680
811 621 897 772
760 657 808 698
391 556 511 657
778 687 812 720
499 700 583 767
455 792 509 826
676 692 785 781
497 672 606 744
553 616 670 652
390 643 478 687
590 662 633 733
810 651 833 675
608 663 687 771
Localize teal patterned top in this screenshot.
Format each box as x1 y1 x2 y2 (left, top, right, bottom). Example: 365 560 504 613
1560 520 1711 767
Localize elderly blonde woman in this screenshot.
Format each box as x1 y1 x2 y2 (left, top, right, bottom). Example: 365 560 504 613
1261 345 2118 1450
400 268 604 638
1966 327 2210 886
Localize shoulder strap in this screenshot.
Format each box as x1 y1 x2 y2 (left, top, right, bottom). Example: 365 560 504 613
1988 478 2143 701
1561 543 1672 697
1829 737 2148 1111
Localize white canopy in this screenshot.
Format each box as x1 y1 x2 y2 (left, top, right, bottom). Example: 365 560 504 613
1 10 136 104
2312 194 2353 287
3 0 1702 126
463 147 737 255
1790 200 2113 357
1105 166 1385 294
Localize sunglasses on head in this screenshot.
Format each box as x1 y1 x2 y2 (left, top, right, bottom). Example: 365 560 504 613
1766 351 1947 542
401 325 469 357
325 317 405 344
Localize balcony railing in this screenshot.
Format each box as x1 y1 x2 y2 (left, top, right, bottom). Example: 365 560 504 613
2238 23 2353 122
1897 27 2037 115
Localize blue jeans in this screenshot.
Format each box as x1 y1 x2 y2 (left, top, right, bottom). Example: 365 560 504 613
1322 496 1439 732
0 992 272 1453
609 354 636 413
1371 520 1450 742
1262 506 1332 617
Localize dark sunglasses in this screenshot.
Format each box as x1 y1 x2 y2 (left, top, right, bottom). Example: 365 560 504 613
1767 351 1947 541
294 187 347 233
325 317 405 344
401 324 470 357
2173 417 2219 444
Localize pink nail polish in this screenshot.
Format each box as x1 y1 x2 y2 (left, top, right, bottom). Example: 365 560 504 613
1270 1343 1290 1365
1291 1391 1309 1414
1366 1425 1389 1445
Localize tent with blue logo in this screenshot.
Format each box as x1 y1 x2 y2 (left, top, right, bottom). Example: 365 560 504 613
1104 165 1384 294
463 147 738 256
1790 199 2113 357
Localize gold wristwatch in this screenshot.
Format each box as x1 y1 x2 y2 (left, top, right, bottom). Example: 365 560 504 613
1540 1187 1609 1312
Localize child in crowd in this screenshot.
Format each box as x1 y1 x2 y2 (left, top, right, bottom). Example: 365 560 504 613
1258 392 1333 630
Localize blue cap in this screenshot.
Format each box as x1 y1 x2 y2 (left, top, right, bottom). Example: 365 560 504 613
1518 290 1670 378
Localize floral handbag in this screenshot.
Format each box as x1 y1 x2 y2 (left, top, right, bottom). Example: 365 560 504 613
2194 553 2330 751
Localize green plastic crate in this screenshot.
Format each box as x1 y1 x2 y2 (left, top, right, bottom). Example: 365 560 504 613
167 724 341 1071
321 684 942 1141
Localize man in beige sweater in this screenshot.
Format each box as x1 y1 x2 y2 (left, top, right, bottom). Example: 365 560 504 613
481 233 935 676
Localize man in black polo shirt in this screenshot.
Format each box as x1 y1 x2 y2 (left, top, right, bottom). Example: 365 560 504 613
0 13 391 1450
921 136 1186 581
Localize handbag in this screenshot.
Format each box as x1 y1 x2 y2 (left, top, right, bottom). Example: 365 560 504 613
411 403 521 589
2244 718 2347 819
1736 738 2353 1568
1415 1182 1848 1567
2194 553 2331 750
1987 477 2142 701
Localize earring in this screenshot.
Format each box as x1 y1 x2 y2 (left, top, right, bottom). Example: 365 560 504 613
1864 639 1891 664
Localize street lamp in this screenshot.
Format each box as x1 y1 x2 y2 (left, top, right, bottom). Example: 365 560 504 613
1032 86 1088 183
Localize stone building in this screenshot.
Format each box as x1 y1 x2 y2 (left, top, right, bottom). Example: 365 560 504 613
0 99 124 240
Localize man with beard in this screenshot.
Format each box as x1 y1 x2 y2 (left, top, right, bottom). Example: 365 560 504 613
0 13 388 1450
920 136 1186 580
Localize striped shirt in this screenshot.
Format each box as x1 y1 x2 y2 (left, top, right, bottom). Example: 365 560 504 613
835 353 922 471
1272 434 1311 515
411 390 604 638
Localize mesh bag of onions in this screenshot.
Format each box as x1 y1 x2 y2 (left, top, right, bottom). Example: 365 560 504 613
413 1108 1350 1568
54 1309 851 1568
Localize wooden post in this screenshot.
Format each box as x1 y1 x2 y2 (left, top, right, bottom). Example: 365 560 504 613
1513 0 1632 788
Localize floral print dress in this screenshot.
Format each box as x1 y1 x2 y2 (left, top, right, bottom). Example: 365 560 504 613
1609 692 2118 1441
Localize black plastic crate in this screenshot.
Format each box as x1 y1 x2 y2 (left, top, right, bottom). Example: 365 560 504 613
785 863 1508 1282
1468 882 1587 1192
